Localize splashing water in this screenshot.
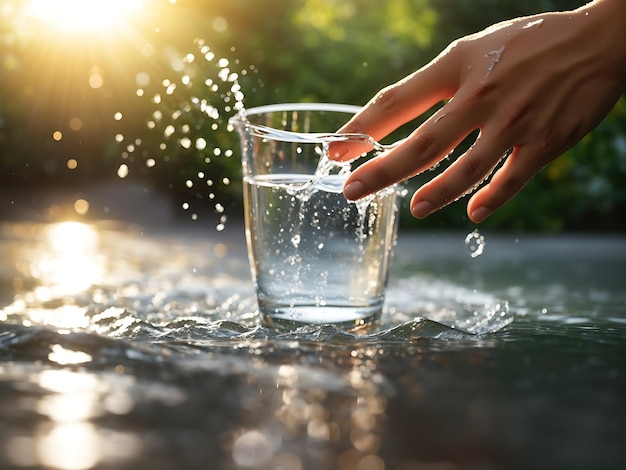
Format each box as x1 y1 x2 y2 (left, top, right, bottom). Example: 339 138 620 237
105 30 500 332
465 229 486 258
237 118 402 247
0 221 512 343
112 38 249 228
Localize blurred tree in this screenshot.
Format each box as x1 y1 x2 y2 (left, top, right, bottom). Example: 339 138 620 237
0 0 624 230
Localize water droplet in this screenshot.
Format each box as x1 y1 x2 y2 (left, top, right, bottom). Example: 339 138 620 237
180 137 191 149
291 235 301 248
195 138 207 150
117 164 128 179
163 125 175 138
465 229 485 258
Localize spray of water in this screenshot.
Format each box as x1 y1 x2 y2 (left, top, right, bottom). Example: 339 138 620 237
112 37 252 229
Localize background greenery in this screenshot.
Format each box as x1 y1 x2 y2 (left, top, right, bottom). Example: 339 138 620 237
1 0 624 231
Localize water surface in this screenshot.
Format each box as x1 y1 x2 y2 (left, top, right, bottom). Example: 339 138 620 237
1 220 625 470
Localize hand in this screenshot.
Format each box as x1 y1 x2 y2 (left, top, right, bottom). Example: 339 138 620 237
330 0 626 223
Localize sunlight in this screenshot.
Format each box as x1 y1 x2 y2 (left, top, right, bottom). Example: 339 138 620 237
37 422 101 470
25 0 143 33
48 344 94 366
37 369 100 394
31 222 104 296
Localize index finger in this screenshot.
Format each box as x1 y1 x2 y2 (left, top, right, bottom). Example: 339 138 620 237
329 47 460 161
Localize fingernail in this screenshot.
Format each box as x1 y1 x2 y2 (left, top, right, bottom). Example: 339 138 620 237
470 207 491 223
344 180 367 200
328 143 347 161
411 200 434 219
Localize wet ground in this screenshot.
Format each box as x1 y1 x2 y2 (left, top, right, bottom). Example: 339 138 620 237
0 216 625 470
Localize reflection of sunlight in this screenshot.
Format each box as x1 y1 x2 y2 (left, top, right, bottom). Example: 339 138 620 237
37 389 96 422
35 370 102 469
27 369 142 469
48 344 93 365
37 369 100 394
37 422 101 470
31 222 104 296
16 305 91 330
25 0 143 33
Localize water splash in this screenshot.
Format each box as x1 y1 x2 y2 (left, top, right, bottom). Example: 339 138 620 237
0 222 512 345
112 37 248 227
465 229 486 258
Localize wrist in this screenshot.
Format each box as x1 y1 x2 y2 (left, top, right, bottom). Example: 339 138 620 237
580 0 626 85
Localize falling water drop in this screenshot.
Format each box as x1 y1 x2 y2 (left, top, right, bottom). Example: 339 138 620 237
117 164 129 179
112 27 246 227
465 229 485 258
291 234 301 248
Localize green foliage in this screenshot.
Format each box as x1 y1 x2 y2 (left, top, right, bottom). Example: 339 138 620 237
1 0 624 231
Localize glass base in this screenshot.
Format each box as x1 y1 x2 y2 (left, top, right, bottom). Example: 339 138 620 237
260 304 382 331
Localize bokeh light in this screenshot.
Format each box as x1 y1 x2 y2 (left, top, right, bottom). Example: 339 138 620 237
74 199 90 215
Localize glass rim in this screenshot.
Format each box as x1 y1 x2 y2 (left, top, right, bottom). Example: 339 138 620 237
229 102 386 146
231 102 362 119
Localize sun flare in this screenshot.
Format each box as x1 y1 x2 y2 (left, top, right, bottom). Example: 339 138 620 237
26 0 143 33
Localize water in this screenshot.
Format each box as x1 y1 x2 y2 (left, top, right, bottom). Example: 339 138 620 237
3 11 625 470
110 38 246 226
465 229 486 258
1 221 625 470
243 173 399 329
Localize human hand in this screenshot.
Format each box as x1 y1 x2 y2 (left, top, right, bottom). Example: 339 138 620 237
330 0 626 223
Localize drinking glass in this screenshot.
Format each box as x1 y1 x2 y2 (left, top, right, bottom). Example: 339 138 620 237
230 103 402 330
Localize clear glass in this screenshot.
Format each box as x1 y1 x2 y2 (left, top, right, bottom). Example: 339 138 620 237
230 103 402 330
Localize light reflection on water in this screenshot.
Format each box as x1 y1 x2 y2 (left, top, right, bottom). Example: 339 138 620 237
1 221 513 337
34 369 104 470
28 221 104 297
2 366 144 470
0 222 625 470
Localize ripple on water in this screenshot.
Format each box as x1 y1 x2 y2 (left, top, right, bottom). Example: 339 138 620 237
0 222 515 377
0 273 512 367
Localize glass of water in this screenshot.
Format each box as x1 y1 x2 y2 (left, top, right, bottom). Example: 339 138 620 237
230 103 402 330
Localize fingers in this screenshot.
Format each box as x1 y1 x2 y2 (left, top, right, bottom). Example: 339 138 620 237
329 45 460 162
343 108 476 201
466 146 539 223
408 133 509 218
